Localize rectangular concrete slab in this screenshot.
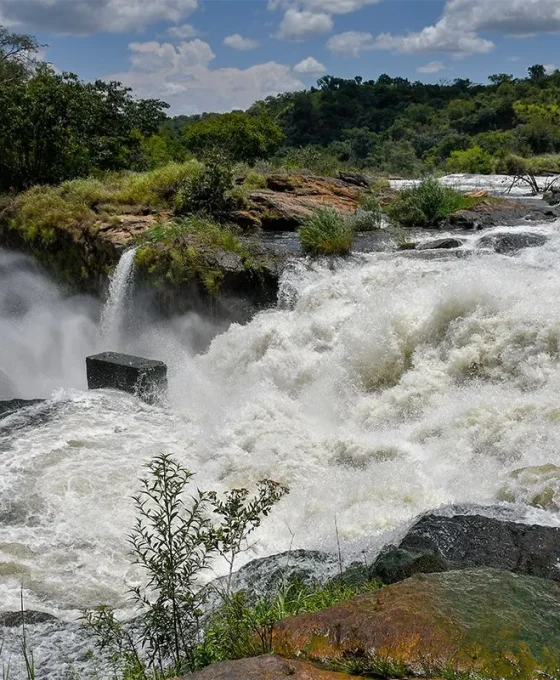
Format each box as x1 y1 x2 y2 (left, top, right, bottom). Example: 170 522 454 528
86 352 167 404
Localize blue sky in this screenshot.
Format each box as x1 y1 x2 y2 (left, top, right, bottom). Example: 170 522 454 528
2 0 559 114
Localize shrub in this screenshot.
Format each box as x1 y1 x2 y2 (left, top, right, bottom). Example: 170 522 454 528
298 208 354 256
116 160 203 206
386 177 474 229
446 146 494 174
276 146 343 176
84 454 288 676
174 155 234 216
353 194 383 232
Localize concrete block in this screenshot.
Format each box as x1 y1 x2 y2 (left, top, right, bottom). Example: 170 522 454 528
86 352 167 404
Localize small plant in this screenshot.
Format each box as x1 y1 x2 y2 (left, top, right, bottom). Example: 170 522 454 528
298 208 354 256
353 194 383 232
386 177 478 229
85 454 288 677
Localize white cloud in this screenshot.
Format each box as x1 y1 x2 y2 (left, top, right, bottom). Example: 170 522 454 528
168 23 198 39
269 0 380 14
0 0 198 33
293 56 327 75
327 31 374 56
109 39 304 114
544 63 557 74
223 34 260 51
417 60 446 74
276 8 333 41
369 0 560 58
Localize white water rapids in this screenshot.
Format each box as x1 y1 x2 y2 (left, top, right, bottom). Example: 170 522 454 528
2 201 560 673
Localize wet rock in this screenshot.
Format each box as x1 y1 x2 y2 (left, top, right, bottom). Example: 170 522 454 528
0 399 43 419
224 550 339 600
229 210 262 231
0 611 57 627
443 198 560 231
543 186 560 205
477 231 548 254
186 654 360 679
416 237 463 250
372 512 560 583
273 568 560 678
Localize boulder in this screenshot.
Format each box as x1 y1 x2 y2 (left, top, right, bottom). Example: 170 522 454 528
543 186 560 205
226 549 339 600
477 231 548 254
0 611 56 627
443 198 560 231
416 238 463 250
186 655 360 680
337 171 371 188
273 568 560 678
370 512 560 584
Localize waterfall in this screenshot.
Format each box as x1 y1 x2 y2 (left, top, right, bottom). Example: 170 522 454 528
100 246 139 348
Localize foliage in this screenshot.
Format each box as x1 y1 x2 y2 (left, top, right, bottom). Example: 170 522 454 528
275 146 344 176
447 146 494 174
183 112 284 163
85 454 288 676
299 208 354 256
201 576 381 666
0 25 168 191
353 194 384 232
174 154 234 217
387 177 478 229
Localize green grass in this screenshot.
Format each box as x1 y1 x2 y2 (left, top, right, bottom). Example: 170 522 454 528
200 576 381 666
299 208 354 256
386 176 484 229
135 216 250 295
353 194 384 232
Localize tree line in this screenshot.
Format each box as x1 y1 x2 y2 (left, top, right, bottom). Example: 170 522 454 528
1 23 560 192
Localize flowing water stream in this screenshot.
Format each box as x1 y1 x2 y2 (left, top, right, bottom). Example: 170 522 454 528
2 188 560 675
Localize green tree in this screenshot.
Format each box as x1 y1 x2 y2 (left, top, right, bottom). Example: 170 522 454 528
183 112 284 163
0 26 43 84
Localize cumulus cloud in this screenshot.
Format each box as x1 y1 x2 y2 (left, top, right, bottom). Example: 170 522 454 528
327 31 374 56
223 34 260 51
544 63 557 74
276 8 333 40
109 39 304 114
416 60 446 74
293 56 327 75
0 0 198 33
369 0 560 58
168 23 198 39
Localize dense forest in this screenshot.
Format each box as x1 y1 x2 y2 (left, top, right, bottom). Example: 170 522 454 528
1 23 560 192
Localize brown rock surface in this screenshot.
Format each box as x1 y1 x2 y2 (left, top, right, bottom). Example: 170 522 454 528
185 655 360 680
247 174 362 230
272 568 560 679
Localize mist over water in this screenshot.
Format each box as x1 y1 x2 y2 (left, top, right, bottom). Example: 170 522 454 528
3 215 560 674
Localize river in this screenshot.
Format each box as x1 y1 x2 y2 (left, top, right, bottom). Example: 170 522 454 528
1 184 560 675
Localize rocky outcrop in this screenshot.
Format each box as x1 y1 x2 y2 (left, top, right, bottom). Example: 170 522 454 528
186 655 360 680
416 237 464 250
443 198 560 230
272 568 560 678
370 512 560 584
245 175 362 231
477 231 548 253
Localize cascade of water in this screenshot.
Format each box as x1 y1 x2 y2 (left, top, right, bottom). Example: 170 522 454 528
100 247 139 349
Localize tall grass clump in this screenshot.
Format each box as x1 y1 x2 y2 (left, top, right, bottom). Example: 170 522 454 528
115 160 204 206
387 176 477 229
299 208 354 256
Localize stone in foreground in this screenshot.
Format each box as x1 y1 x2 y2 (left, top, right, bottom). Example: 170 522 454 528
273 568 560 679
186 655 360 679
86 352 167 404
